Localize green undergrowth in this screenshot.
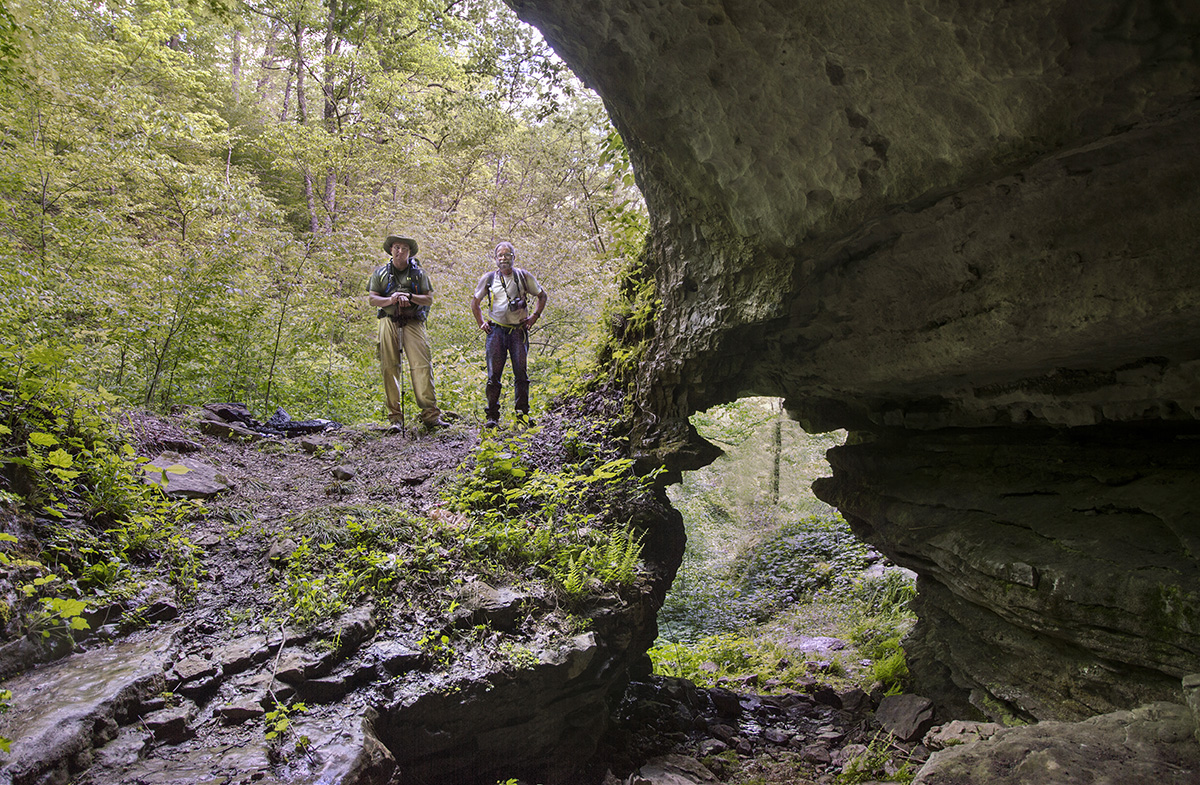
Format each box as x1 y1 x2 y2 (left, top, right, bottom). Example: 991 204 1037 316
266 424 658 640
650 632 837 691
651 513 916 694
0 344 203 644
442 426 656 599
268 508 409 628
590 243 658 397
659 514 874 641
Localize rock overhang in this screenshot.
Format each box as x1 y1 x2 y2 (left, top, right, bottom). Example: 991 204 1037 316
508 0 1200 429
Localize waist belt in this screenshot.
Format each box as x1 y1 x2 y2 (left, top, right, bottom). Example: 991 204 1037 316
489 321 524 332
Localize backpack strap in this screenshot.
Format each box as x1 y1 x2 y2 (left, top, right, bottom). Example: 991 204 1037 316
484 270 528 309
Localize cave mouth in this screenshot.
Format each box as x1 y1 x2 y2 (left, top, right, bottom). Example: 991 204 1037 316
648 398 918 685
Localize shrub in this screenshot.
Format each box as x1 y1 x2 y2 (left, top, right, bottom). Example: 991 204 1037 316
0 343 201 642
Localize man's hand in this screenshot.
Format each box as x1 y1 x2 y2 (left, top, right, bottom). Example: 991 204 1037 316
392 292 411 307
479 322 492 334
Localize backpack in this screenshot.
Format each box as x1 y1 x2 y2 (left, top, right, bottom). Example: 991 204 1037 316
377 258 430 321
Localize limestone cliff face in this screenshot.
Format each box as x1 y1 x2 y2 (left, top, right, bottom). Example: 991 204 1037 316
507 0 1200 720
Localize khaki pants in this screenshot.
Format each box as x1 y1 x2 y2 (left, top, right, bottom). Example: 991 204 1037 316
378 318 441 424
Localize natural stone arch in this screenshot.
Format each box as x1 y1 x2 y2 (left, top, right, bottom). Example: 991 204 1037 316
506 0 1200 720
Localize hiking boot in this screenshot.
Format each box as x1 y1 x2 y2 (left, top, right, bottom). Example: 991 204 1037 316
515 412 535 427
387 423 406 435
423 418 451 430
484 418 499 429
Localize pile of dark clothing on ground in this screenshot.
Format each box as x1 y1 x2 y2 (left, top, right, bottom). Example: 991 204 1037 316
199 403 341 440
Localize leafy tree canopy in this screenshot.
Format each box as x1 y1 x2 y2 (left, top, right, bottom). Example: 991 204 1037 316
0 0 647 425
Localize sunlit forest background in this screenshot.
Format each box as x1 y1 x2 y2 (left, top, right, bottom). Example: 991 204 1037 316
0 0 646 425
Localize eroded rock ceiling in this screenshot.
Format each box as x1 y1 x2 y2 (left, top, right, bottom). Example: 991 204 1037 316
507 0 1200 721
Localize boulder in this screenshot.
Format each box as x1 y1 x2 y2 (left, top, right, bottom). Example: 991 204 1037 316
630 754 719 784
141 455 231 498
875 694 936 742
913 701 1200 784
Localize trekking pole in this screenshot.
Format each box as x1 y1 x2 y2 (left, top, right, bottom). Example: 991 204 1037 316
398 340 407 438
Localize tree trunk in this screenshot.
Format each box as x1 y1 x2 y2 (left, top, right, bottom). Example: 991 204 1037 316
771 401 783 505
257 23 279 101
231 29 242 100
304 170 320 234
320 0 340 234
263 289 290 415
295 21 308 123
143 294 188 409
293 20 322 233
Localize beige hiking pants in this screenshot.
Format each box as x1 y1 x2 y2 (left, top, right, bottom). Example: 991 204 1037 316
377 318 441 424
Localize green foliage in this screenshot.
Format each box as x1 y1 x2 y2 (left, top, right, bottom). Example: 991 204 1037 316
496 640 539 671
0 688 11 753
0 345 201 643
834 732 916 785
648 632 828 692
846 570 915 694
0 0 644 428
418 630 454 668
591 247 657 395
270 510 408 628
731 516 872 619
264 700 307 741
264 700 311 762
653 501 917 693
442 428 652 600
658 513 868 642
267 428 654 636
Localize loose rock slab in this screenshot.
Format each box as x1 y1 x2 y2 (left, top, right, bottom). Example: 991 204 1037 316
141 455 231 498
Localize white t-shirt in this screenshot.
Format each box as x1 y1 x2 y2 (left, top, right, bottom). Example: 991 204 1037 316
474 268 543 326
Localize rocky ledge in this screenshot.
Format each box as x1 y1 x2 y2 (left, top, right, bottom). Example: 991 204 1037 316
0 403 678 785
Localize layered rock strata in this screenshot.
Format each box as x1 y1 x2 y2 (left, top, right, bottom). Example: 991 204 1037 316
507 0 1200 719
815 424 1200 721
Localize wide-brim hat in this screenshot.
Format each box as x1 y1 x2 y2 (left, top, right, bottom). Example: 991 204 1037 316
383 235 418 255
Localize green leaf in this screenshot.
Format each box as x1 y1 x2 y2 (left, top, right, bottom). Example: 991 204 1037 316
163 464 190 475
28 432 58 447
46 597 88 619
47 449 74 468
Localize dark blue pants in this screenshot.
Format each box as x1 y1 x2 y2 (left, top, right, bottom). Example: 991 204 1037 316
485 324 529 419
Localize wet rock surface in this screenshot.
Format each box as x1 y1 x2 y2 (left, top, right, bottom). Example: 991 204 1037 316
589 676 1200 784
584 674 927 784
0 629 178 785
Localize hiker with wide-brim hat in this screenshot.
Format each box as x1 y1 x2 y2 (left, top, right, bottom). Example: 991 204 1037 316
383 235 418 255
367 233 449 431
